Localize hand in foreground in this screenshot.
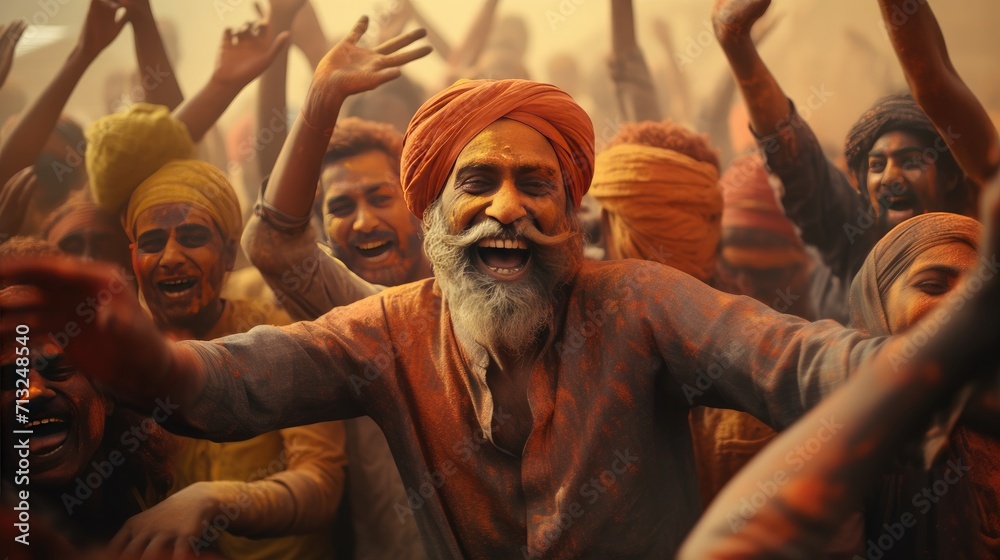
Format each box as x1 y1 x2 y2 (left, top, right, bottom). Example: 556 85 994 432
110 482 225 560
303 15 431 126
0 257 172 399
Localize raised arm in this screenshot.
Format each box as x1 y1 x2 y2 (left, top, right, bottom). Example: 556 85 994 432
263 16 430 218
172 18 290 144
712 0 788 137
608 0 661 123
877 0 999 186
444 0 500 75
255 0 308 178
123 0 184 110
713 0 862 274
404 0 452 62
0 20 27 91
0 0 126 187
289 0 329 70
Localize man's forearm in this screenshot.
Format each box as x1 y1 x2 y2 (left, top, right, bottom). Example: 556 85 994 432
131 8 184 110
878 0 999 185
262 98 343 218
172 78 243 145
0 46 91 186
716 32 790 137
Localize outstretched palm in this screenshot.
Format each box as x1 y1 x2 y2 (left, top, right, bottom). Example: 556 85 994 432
306 16 431 119
213 20 291 88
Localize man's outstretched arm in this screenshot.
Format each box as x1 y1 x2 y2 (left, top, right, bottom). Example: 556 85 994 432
0 256 372 440
877 0 999 187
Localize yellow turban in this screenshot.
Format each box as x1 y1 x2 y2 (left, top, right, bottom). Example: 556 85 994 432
589 144 722 282
86 103 194 213
124 160 241 245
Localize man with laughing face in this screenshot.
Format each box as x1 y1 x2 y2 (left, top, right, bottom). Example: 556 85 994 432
7 17 1000 559
319 118 431 287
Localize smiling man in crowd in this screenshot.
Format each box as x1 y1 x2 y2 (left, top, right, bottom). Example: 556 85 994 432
5 17 1000 559
319 117 430 286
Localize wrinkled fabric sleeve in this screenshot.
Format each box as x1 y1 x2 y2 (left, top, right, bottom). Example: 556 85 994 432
219 421 349 538
754 100 864 279
638 261 887 429
170 297 393 441
242 203 381 323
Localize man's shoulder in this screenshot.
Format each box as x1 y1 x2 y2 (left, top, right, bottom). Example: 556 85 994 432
572 258 684 295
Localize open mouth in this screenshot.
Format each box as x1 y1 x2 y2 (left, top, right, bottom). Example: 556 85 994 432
878 189 919 223
475 237 531 279
354 239 394 260
26 416 69 456
157 277 198 297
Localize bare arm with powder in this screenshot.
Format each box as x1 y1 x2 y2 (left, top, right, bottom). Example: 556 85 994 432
713 0 862 276
0 0 126 188
172 18 289 145
877 0 999 186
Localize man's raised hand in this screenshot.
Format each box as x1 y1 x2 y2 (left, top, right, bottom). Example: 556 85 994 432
212 19 291 89
303 16 431 127
78 0 129 60
712 0 772 42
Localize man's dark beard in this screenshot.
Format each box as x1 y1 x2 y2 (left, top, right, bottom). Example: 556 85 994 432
423 200 584 354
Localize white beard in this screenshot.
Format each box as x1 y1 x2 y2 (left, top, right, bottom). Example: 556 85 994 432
422 200 583 354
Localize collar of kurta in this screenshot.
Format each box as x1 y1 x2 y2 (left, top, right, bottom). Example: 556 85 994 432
436 275 575 457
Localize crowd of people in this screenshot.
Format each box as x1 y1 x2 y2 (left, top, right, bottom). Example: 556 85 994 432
1 0 998 558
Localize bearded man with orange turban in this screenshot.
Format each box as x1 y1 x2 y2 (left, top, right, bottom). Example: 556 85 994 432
9 16 1000 560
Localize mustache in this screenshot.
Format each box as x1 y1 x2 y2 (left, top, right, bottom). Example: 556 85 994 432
348 230 396 246
436 218 577 249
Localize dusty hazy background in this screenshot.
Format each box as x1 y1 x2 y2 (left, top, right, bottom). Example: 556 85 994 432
2 0 998 151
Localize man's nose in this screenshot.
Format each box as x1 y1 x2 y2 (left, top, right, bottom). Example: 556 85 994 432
484 181 528 225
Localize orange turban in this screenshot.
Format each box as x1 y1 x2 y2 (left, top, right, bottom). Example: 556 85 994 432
720 154 806 269
590 144 722 282
401 79 595 218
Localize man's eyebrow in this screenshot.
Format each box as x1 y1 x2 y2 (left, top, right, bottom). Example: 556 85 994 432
326 183 390 205
909 263 964 278
455 162 560 179
868 147 925 158
136 228 167 239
